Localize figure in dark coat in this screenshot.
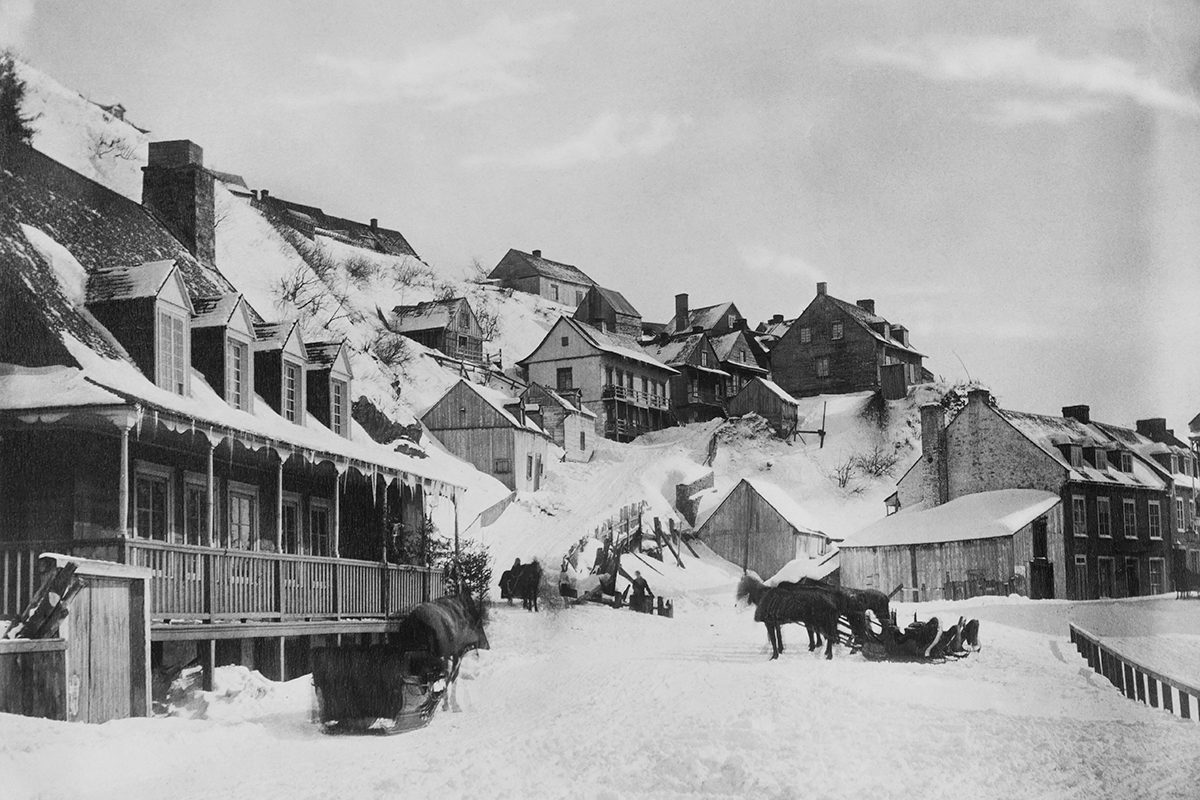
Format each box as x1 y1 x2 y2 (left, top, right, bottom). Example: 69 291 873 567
630 570 653 613
499 558 521 603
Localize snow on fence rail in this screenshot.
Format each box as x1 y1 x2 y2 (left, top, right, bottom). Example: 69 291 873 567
1069 623 1200 721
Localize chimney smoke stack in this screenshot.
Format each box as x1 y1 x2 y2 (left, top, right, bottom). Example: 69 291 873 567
1062 405 1091 425
142 139 215 266
532 249 542 258
816 281 827 296
856 298 875 315
675 293 689 333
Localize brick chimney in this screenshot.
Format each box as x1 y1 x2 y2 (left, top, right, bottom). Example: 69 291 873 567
675 293 689 333
1135 418 1171 443
856 298 875 315
1062 405 1090 425
142 139 215 266
816 282 827 296
920 402 948 507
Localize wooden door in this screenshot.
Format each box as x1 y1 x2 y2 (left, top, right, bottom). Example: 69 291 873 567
1029 561 1054 600
67 577 134 723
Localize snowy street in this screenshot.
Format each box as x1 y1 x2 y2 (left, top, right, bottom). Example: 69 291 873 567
5 596 1200 800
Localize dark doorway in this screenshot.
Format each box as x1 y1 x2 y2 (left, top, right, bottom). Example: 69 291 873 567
1029 561 1054 599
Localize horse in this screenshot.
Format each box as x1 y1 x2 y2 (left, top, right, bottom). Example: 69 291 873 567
510 560 542 611
778 578 881 652
498 559 522 603
736 575 863 660
396 591 490 712
960 618 981 652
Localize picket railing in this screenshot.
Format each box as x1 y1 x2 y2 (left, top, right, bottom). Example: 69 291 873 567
1070 623 1199 721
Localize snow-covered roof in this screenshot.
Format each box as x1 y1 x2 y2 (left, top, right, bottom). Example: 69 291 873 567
85 259 181 304
844 489 1061 548
541 386 597 418
443 379 548 436
695 477 828 539
191 293 246 328
641 333 728 376
708 330 766 370
825 295 924 357
531 317 677 374
665 301 737 334
769 550 840 583
489 248 596 287
391 298 466 332
755 378 800 406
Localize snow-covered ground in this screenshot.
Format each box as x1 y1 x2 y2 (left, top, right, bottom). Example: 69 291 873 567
4 596 1200 800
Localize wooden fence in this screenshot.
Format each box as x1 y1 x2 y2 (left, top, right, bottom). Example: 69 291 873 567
1069 623 1199 721
1 539 443 624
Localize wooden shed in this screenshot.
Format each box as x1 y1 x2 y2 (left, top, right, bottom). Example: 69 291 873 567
422 380 551 492
727 378 801 436
840 489 1064 602
695 478 836 580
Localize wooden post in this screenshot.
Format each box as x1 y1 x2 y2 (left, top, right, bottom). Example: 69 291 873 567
205 439 215 548
200 640 215 692
332 469 341 558
275 455 284 552
118 423 131 536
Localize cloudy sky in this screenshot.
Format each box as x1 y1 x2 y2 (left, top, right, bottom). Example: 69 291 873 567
6 0 1199 432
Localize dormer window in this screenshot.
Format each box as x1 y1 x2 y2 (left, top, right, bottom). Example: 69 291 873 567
1069 446 1083 468
1120 452 1132 473
157 308 189 395
331 379 347 436
284 361 303 423
1093 449 1107 471
226 339 249 410
1170 455 1179 474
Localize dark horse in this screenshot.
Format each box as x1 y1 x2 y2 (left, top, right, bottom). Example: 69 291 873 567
737 575 865 660
396 591 491 711
783 579 889 650
510 560 543 611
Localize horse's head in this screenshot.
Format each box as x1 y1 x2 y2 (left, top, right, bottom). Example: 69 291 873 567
457 591 491 650
735 574 766 606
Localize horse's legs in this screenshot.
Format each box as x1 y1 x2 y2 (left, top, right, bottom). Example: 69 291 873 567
765 623 779 660
807 623 821 652
824 619 836 659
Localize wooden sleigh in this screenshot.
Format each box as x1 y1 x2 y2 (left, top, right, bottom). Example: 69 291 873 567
311 646 448 735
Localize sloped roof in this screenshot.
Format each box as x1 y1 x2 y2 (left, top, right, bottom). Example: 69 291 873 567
641 332 704 367
996 408 1165 489
593 286 639 317
844 489 1061 548
191 293 245 328
488 248 596 287
1092 421 1197 488
537 385 598 419
696 477 829 539
433 379 547 435
527 317 676 374
392 298 465 333
665 301 736 333
709 330 768 372
825 294 924 357
257 195 419 259
304 340 349 369
253 320 298 345
754 378 800 406
85 259 178 304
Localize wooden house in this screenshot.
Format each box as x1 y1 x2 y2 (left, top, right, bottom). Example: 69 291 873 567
0 139 457 692
252 192 420 258
694 478 838 581
891 390 1173 600
727 378 801 436
770 282 927 399
640 332 729 424
573 285 642 338
422 380 551 491
709 328 770 397
842 489 1063 602
664 294 745 338
487 248 596 306
518 316 676 442
392 298 486 364
521 382 596 462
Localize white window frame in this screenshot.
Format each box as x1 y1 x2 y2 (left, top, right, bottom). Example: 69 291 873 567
1071 495 1086 536
226 336 250 410
1148 500 1162 540
331 378 347 436
1096 497 1111 538
1120 452 1132 473
831 321 843 340
182 470 209 546
283 360 303 423
1122 498 1137 539
526 454 534 480
1148 558 1165 594
156 306 189 395
1094 449 1107 471
1178 497 1186 532
799 326 811 344
226 479 259 551
1069 447 1083 469
309 498 332 557
815 356 830 378
134 460 174 541
1170 455 1179 475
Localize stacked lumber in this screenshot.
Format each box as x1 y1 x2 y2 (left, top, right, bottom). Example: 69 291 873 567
3 563 85 640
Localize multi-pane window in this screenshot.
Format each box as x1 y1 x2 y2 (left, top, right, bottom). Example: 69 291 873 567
226 339 247 409
310 502 331 557
700 351 709 367
282 498 301 554
1069 447 1083 469
228 487 256 550
1149 558 1165 594
1178 497 1186 532
1170 455 1179 474
183 478 207 545
831 321 843 340
799 326 811 344
1094 449 1107 471
1123 498 1137 538
556 367 573 390
1120 452 1132 473
284 362 301 422
494 458 511 474
135 470 170 540
1148 501 1162 539
1096 497 1111 538
331 379 346 436
815 356 830 378
1072 495 1086 535
157 309 188 394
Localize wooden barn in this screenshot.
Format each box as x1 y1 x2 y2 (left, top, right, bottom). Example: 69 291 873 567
727 378 801 436
391 297 486 365
520 382 596 462
694 478 838 580
841 489 1063 601
422 380 551 492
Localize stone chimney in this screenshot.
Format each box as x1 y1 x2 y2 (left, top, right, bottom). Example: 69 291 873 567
260 189 270 200
675 293 689 333
1135 418 1171 443
532 249 542 258
856 298 875 315
968 387 991 407
920 402 948 507
142 139 215 266
370 218 378 231
770 313 784 325
1062 405 1090 425
816 281 827 296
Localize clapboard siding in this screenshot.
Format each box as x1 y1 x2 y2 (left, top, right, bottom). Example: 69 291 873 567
422 382 509 430
727 379 798 433
699 481 824 578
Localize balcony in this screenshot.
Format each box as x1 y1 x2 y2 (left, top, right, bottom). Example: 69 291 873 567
601 384 670 410
1 538 442 632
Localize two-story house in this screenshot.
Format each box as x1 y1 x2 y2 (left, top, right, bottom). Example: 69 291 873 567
520 382 596 463
573 285 642 338
770 282 927 399
0 139 460 689
518 316 676 442
640 332 729 424
392 297 487 364
487 248 596 307
709 328 771 397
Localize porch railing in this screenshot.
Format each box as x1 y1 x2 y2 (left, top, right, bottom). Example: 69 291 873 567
601 384 670 410
0 539 444 623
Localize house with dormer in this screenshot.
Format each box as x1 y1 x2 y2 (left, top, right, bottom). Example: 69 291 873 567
664 293 745 338
877 391 1172 601
487 248 596 307
391 297 486 364
641 331 729 424
0 139 460 696
770 282 927 399
573 285 642 338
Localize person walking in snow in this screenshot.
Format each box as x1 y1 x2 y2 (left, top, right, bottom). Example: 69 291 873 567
631 570 654 614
